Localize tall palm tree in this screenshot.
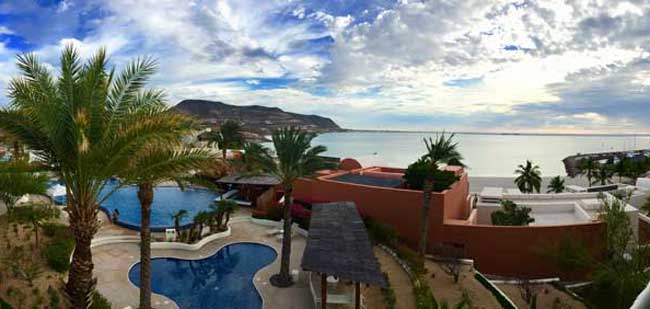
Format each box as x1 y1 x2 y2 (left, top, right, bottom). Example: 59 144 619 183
0 46 190 307
244 127 331 287
419 132 463 257
613 158 630 183
579 158 598 187
514 160 542 193
206 119 244 160
119 143 213 309
547 176 565 193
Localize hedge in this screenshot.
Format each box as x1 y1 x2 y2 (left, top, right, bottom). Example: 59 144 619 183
474 271 518 309
0 298 12 309
41 223 75 273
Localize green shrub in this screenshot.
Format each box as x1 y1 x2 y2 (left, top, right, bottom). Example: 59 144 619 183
413 278 437 309
395 244 425 275
364 217 398 246
41 223 74 273
90 292 111 309
0 298 12 309
491 200 534 226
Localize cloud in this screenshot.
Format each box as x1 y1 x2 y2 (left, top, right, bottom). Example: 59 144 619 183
0 0 650 133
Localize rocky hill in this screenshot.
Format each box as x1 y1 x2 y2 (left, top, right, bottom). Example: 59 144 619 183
172 100 342 135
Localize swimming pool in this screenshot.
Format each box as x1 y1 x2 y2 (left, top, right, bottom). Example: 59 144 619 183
128 243 277 309
51 180 219 231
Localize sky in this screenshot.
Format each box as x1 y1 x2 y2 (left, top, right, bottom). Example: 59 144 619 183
0 0 649 134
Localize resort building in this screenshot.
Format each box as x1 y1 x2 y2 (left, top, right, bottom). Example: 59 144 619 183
294 158 647 280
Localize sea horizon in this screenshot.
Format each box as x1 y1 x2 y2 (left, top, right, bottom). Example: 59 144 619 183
342 128 650 138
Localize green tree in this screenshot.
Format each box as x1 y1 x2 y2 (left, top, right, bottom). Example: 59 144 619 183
592 164 614 186
491 200 534 226
10 203 59 248
417 132 463 258
0 160 49 213
547 176 565 193
578 158 598 186
514 160 542 193
243 127 332 287
119 144 213 308
613 158 631 183
206 119 244 160
170 209 188 238
0 46 191 307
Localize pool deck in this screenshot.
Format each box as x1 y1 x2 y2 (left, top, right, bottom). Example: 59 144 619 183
92 212 312 309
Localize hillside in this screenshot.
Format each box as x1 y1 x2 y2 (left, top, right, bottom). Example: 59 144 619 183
172 100 341 135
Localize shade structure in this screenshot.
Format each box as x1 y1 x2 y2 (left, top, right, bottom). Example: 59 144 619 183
301 201 387 287
216 173 281 186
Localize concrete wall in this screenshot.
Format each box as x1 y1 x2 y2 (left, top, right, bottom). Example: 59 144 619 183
442 221 605 280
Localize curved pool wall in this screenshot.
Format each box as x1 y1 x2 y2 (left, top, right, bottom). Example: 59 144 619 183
50 180 219 232
128 242 277 309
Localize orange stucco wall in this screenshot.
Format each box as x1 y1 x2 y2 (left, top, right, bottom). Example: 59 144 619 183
293 167 470 250
442 222 605 280
294 166 606 279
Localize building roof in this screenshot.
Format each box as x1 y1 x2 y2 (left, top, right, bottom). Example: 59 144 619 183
216 174 281 186
331 173 404 188
301 201 387 287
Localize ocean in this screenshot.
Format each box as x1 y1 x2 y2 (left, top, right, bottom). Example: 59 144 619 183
308 132 650 177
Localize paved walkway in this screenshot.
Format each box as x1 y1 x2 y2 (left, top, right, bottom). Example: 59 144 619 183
93 214 312 309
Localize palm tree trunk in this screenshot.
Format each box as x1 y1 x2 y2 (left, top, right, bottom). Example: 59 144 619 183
272 185 294 287
222 148 227 160
419 179 433 258
137 183 154 309
65 199 99 308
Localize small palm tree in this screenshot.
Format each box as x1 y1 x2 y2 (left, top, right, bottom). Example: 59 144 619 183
514 160 542 193
10 203 59 248
244 127 332 287
592 164 614 186
418 132 463 258
171 209 188 236
206 119 244 160
579 158 598 187
613 158 630 183
0 160 49 213
547 176 565 193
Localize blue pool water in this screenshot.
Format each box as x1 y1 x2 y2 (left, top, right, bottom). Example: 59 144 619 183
51 180 219 231
129 243 277 309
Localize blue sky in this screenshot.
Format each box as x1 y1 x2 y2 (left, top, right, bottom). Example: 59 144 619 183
0 0 649 133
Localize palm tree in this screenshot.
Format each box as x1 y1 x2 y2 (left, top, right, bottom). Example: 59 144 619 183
244 127 331 287
613 158 630 183
120 144 213 309
418 132 463 257
514 160 542 193
206 119 244 160
10 203 59 248
0 160 49 213
0 46 190 307
592 164 614 186
171 209 188 238
547 176 565 193
578 158 598 187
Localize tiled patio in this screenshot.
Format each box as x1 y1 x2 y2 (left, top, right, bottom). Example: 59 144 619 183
92 214 312 309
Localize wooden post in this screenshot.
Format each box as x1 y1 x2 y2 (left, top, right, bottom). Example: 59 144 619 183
355 282 361 309
321 273 327 309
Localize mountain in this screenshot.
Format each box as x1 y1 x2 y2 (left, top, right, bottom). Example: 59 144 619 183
172 100 342 135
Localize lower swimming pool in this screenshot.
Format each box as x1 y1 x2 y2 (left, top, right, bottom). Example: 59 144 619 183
50 180 219 231
128 242 277 309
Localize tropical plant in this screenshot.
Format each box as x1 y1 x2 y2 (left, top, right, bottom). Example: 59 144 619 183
613 158 631 183
0 46 195 307
119 143 214 309
578 158 598 186
0 160 49 213
171 209 188 238
547 176 565 193
206 119 244 160
10 203 59 248
192 210 212 239
417 132 463 258
216 199 238 229
514 160 542 193
491 200 534 226
243 126 332 287
592 164 614 186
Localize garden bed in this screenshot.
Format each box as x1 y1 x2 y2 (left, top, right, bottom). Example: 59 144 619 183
496 283 586 309
0 214 71 308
